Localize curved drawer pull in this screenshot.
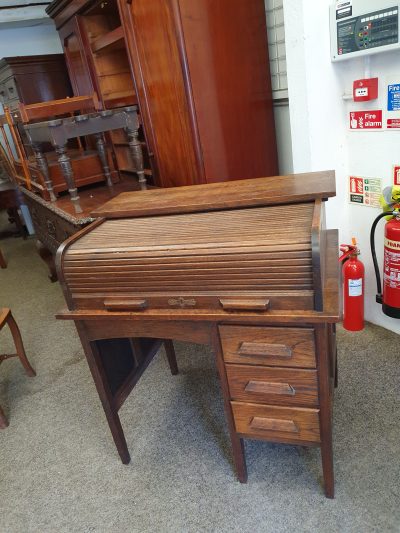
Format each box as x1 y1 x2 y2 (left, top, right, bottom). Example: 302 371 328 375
244 381 295 396
219 298 270 311
238 342 292 359
250 416 299 433
104 298 148 311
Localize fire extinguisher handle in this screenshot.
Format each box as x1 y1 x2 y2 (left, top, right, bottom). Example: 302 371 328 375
370 211 394 302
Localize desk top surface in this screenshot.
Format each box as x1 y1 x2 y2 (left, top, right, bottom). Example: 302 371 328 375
92 171 336 219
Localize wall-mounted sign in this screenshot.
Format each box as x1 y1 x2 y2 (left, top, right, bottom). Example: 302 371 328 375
350 110 382 130
349 176 382 207
393 166 400 185
388 84 400 111
386 82 400 129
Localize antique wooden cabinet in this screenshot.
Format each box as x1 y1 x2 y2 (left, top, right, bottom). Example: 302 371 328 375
47 0 278 188
57 171 340 498
0 55 72 111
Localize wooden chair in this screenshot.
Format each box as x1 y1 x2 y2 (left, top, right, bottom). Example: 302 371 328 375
0 308 36 428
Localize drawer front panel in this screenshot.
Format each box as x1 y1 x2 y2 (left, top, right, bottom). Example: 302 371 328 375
231 401 321 444
226 365 318 406
220 326 316 368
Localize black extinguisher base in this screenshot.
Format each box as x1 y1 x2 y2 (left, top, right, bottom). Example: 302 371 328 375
382 303 400 318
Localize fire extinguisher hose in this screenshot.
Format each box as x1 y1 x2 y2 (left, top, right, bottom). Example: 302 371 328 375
370 211 394 303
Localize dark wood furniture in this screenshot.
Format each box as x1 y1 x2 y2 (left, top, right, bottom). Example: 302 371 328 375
22 104 145 213
56 171 340 498
0 55 72 112
0 249 6 269
0 181 27 239
22 178 144 282
0 308 36 429
47 0 278 188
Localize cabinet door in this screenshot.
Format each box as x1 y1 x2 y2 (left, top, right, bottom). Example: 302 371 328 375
178 0 278 182
118 0 204 188
59 16 96 97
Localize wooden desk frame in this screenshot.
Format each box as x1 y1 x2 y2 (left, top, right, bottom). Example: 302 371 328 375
56 173 339 498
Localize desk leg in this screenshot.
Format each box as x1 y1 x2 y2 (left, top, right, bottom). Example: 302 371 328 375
316 324 335 499
55 143 82 214
212 327 247 483
75 323 130 464
164 339 178 375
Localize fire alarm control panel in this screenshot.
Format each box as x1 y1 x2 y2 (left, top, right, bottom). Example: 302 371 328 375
330 1 400 61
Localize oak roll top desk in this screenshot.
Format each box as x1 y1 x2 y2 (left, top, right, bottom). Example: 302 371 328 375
56 171 340 498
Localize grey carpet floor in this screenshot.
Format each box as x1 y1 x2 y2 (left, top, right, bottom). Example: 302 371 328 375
0 227 399 533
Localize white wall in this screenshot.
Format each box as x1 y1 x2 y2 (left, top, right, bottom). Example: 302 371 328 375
0 21 62 57
284 0 400 333
274 104 294 175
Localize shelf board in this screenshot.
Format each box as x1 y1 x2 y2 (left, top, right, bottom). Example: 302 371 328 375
91 26 124 54
103 91 138 109
120 168 152 176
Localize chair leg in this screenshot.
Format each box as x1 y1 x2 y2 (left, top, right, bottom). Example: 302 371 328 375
164 339 178 375
0 249 6 269
0 405 9 429
7 312 36 377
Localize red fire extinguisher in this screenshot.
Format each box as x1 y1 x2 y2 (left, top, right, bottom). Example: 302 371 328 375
339 239 365 331
370 210 400 318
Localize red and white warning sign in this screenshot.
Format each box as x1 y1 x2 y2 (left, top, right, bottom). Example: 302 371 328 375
349 176 382 207
393 166 400 185
350 177 364 194
387 119 400 129
350 110 383 130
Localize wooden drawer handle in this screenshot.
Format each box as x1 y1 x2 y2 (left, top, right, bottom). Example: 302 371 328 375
250 416 299 433
103 298 148 311
238 342 292 358
219 299 270 311
244 381 295 396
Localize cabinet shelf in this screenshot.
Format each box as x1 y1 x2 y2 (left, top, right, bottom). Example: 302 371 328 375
103 91 138 108
91 26 124 54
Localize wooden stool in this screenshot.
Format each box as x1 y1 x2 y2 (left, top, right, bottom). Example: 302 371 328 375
0 308 36 428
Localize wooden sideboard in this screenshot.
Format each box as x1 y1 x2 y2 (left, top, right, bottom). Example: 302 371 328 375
57 172 340 498
47 0 278 188
22 178 142 281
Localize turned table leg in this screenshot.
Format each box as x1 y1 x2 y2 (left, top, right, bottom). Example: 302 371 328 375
32 142 57 202
95 133 113 189
55 143 82 214
126 127 147 190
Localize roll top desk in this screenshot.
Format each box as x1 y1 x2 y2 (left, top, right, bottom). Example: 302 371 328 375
57 171 340 497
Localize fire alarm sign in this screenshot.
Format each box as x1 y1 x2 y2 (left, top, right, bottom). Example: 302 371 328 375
350 110 383 130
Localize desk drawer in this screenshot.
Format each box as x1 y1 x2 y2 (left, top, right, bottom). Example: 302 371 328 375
226 365 318 407
232 401 320 444
220 326 316 368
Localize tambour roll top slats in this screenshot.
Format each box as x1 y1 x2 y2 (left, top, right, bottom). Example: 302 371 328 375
61 202 323 312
